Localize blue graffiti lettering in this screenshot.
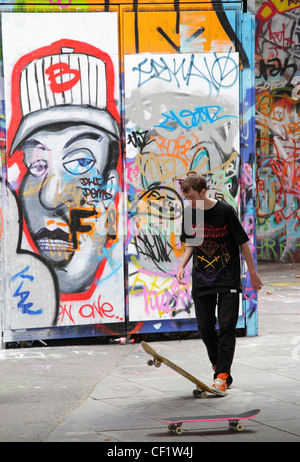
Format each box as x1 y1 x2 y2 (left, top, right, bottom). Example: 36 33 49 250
11 266 43 315
156 105 238 131
132 50 238 92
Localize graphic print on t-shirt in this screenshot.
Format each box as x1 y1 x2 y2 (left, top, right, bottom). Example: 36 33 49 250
194 225 231 284
181 201 249 295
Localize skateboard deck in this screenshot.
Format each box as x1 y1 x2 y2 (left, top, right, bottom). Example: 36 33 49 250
151 409 261 434
141 341 225 398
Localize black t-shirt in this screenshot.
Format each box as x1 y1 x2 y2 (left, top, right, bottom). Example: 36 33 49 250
181 201 249 297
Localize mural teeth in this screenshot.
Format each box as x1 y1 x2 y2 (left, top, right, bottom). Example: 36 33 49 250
37 239 74 252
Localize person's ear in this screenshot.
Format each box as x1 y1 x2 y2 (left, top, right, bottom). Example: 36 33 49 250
200 188 206 199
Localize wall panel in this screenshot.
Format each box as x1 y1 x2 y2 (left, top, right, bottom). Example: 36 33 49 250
256 0 300 263
1 10 125 342
121 4 257 335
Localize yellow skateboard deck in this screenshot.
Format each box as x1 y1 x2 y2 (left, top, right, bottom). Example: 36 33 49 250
141 341 225 398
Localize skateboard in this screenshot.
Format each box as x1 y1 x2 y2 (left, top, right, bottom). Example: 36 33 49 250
141 340 225 398
151 409 261 435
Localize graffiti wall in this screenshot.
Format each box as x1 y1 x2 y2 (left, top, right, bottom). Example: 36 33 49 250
1 12 125 338
125 50 240 322
256 0 300 262
0 1 257 342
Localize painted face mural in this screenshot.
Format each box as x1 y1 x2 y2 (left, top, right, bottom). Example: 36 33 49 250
7 39 121 295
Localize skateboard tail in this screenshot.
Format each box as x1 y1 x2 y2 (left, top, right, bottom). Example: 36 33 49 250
141 341 225 398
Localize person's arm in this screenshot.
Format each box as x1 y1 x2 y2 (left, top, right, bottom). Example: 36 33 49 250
176 245 194 284
240 242 263 292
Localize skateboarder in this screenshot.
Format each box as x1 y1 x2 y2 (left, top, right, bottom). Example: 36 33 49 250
177 173 263 393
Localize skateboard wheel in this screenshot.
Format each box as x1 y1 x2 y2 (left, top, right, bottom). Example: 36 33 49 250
229 420 237 429
154 361 162 368
175 426 183 435
236 423 244 432
147 359 154 366
168 424 176 432
193 389 207 399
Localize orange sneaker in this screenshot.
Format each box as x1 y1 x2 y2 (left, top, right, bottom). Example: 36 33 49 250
212 366 232 388
211 373 228 393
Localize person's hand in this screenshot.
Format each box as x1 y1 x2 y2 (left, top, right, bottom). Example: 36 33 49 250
250 272 263 292
176 267 186 284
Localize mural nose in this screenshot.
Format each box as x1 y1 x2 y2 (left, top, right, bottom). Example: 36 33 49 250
39 173 70 211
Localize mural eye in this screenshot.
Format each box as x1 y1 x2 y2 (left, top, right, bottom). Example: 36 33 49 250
28 159 48 177
63 149 96 175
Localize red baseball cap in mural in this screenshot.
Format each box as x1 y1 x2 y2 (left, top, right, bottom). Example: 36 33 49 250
8 39 120 154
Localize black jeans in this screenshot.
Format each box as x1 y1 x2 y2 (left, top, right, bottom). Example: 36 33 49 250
193 292 239 386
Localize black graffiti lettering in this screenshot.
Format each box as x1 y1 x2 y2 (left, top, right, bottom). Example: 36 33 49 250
288 0 300 6
82 187 113 200
127 130 150 148
80 177 103 187
256 57 297 83
133 232 172 266
69 208 98 250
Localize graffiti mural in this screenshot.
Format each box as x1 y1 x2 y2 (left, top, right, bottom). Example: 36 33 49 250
256 0 300 262
124 43 241 322
0 2 257 341
1 12 125 331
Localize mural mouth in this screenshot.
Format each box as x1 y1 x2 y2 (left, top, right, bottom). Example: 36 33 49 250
35 228 74 255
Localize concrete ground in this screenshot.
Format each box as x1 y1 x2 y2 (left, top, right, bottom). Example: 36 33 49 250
0 262 300 444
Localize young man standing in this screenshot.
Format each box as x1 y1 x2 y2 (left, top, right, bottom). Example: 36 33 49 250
177 173 263 393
